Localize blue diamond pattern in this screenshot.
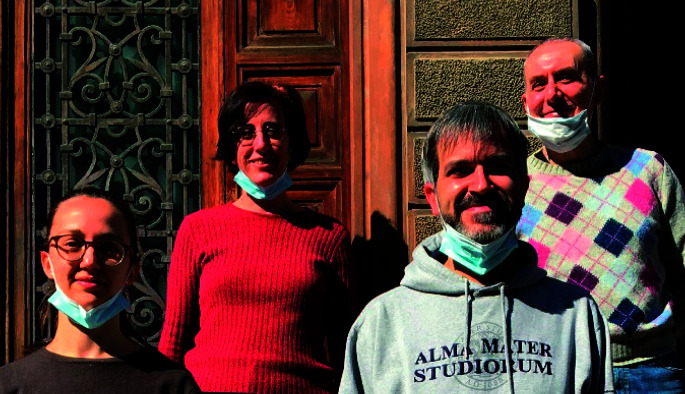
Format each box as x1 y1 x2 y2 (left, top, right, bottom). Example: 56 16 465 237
544 193 582 225
567 265 599 292
608 299 645 334
517 204 542 237
594 218 633 257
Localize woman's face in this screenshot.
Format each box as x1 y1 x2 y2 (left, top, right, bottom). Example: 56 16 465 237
40 196 137 310
234 102 290 187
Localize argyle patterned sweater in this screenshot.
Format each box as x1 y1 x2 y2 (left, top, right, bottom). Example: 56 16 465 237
159 202 355 393
517 144 685 365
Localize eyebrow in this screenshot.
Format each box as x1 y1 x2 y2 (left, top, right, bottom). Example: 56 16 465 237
527 66 582 83
443 153 512 168
50 231 126 243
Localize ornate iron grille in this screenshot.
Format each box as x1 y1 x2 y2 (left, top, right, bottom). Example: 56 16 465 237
31 0 201 345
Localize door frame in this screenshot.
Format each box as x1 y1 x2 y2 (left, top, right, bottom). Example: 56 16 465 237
1 0 399 363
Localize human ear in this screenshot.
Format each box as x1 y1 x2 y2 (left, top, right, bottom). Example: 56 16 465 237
40 251 54 279
125 262 141 286
424 182 441 216
593 75 606 106
521 92 528 112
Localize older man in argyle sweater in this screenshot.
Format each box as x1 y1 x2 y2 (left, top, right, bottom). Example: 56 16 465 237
517 38 685 392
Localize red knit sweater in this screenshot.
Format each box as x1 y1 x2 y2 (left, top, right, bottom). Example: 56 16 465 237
159 202 355 393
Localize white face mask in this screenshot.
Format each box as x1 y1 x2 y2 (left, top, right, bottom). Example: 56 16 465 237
526 109 591 153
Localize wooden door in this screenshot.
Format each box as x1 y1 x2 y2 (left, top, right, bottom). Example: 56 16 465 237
217 0 353 229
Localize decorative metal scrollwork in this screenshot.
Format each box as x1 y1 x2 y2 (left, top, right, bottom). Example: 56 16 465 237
32 0 201 346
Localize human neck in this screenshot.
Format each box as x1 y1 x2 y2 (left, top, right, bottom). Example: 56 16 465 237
444 258 485 285
233 191 303 215
46 313 140 359
444 250 522 287
541 134 600 166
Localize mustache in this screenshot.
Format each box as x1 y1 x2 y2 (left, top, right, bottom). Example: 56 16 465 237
454 192 511 214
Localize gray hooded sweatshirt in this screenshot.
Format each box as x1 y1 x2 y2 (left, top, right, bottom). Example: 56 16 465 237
340 233 614 393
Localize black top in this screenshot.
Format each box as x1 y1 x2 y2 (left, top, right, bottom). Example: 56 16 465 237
0 346 201 394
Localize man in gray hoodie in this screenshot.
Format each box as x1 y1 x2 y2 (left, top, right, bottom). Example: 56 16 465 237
339 101 614 393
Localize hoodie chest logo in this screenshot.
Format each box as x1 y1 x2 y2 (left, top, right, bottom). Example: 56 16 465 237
413 322 554 389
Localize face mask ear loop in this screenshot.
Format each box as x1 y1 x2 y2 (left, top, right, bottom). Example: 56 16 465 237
124 261 138 286
585 79 598 121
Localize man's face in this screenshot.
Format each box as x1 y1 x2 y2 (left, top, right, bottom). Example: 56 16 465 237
424 133 528 243
522 41 596 119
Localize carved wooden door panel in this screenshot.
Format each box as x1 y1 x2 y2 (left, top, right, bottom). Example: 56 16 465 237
222 0 351 228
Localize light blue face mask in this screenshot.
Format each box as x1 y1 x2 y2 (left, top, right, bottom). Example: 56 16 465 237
48 279 130 329
526 109 591 153
439 220 519 276
234 170 293 200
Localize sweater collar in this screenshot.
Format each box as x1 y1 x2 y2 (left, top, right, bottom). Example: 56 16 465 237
528 142 611 176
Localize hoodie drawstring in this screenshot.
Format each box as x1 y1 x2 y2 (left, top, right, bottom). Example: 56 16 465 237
500 284 515 394
464 278 471 360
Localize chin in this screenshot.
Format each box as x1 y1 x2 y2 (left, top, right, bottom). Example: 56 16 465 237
458 223 507 244
246 172 276 185
70 292 107 308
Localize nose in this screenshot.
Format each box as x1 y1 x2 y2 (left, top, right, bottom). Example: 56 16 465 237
79 245 99 269
469 165 491 195
543 79 561 102
251 130 271 152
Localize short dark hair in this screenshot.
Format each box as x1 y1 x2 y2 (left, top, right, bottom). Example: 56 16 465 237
215 81 310 173
45 186 140 263
422 101 528 185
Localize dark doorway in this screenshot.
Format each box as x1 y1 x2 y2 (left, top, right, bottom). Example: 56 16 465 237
599 3 684 181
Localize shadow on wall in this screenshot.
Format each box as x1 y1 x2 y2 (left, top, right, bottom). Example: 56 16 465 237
351 211 409 309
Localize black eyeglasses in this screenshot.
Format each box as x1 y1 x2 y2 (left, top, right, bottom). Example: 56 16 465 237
48 234 130 266
234 123 286 146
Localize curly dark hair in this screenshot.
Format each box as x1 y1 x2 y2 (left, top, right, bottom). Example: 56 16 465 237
215 81 310 173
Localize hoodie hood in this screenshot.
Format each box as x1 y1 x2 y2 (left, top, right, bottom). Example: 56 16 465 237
401 231 547 296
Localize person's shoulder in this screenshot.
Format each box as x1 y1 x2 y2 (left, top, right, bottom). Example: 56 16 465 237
123 346 190 372
290 208 350 235
526 275 600 311
0 348 52 390
182 203 231 222
352 286 414 326
0 348 49 371
536 276 593 298
120 345 200 393
606 144 667 169
177 204 241 234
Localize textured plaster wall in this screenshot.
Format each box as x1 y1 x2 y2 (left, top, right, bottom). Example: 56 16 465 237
413 57 525 121
414 0 573 40
407 0 572 247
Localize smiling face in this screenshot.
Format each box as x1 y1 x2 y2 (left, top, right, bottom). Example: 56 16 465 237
424 133 528 243
234 102 290 188
522 41 597 119
40 196 137 311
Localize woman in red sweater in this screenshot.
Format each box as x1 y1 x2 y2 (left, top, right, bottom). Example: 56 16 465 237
159 81 356 392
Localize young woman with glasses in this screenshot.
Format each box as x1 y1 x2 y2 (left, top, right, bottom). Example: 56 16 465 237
0 187 200 393
159 81 357 392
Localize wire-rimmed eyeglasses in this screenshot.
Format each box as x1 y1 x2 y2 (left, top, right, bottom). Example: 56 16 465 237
233 123 286 146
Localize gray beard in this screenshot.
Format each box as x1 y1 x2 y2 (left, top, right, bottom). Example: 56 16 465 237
443 211 507 244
